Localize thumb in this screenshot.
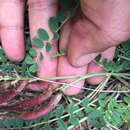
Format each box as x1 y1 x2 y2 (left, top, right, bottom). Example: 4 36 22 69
67 19 114 67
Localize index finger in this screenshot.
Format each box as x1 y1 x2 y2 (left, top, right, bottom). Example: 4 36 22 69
0 0 25 61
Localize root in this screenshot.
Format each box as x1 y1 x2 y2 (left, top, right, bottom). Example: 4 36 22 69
18 93 62 120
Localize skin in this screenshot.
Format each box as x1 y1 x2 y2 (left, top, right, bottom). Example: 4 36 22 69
0 0 130 96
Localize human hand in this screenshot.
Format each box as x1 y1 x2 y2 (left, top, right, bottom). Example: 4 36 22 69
0 0 58 89
0 0 130 120
0 0 59 120
58 0 130 95
1 0 130 95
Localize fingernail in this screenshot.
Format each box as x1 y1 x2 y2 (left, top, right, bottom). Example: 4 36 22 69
76 53 98 67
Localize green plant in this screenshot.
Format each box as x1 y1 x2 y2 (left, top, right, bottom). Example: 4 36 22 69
0 0 130 129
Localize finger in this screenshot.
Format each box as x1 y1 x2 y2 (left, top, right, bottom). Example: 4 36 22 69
28 0 58 77
58 22 87 96
58 56 87 96
67 0 130 67
59 21 71 49
67 19 103 67
87 47 115 85
0 0 25 61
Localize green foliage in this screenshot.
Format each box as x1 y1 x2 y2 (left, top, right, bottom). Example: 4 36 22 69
82 97 89 108
0 94 129 129
38 28 49 41
44 123 52 130
0 0 130 130
51 49 67 58
98 93 108 108
43 113 52 122
32 37 44 48
57 119 68 130
29 63 39 73
88 110 106 128
49 17 59 32
95 39 130 73
95 55 123 72
29 48 37 57
0 0 72 78
57 11 65 23
0 118 24 129
24 55 35 65
0 48 7 62
69 115 80 126
124 96 130 104
55 105 64 118
40 52 44 61
67 103 79 115
46 42 52 52
53 32 60 40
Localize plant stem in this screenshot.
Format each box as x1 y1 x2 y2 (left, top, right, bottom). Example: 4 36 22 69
1 72 130 82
